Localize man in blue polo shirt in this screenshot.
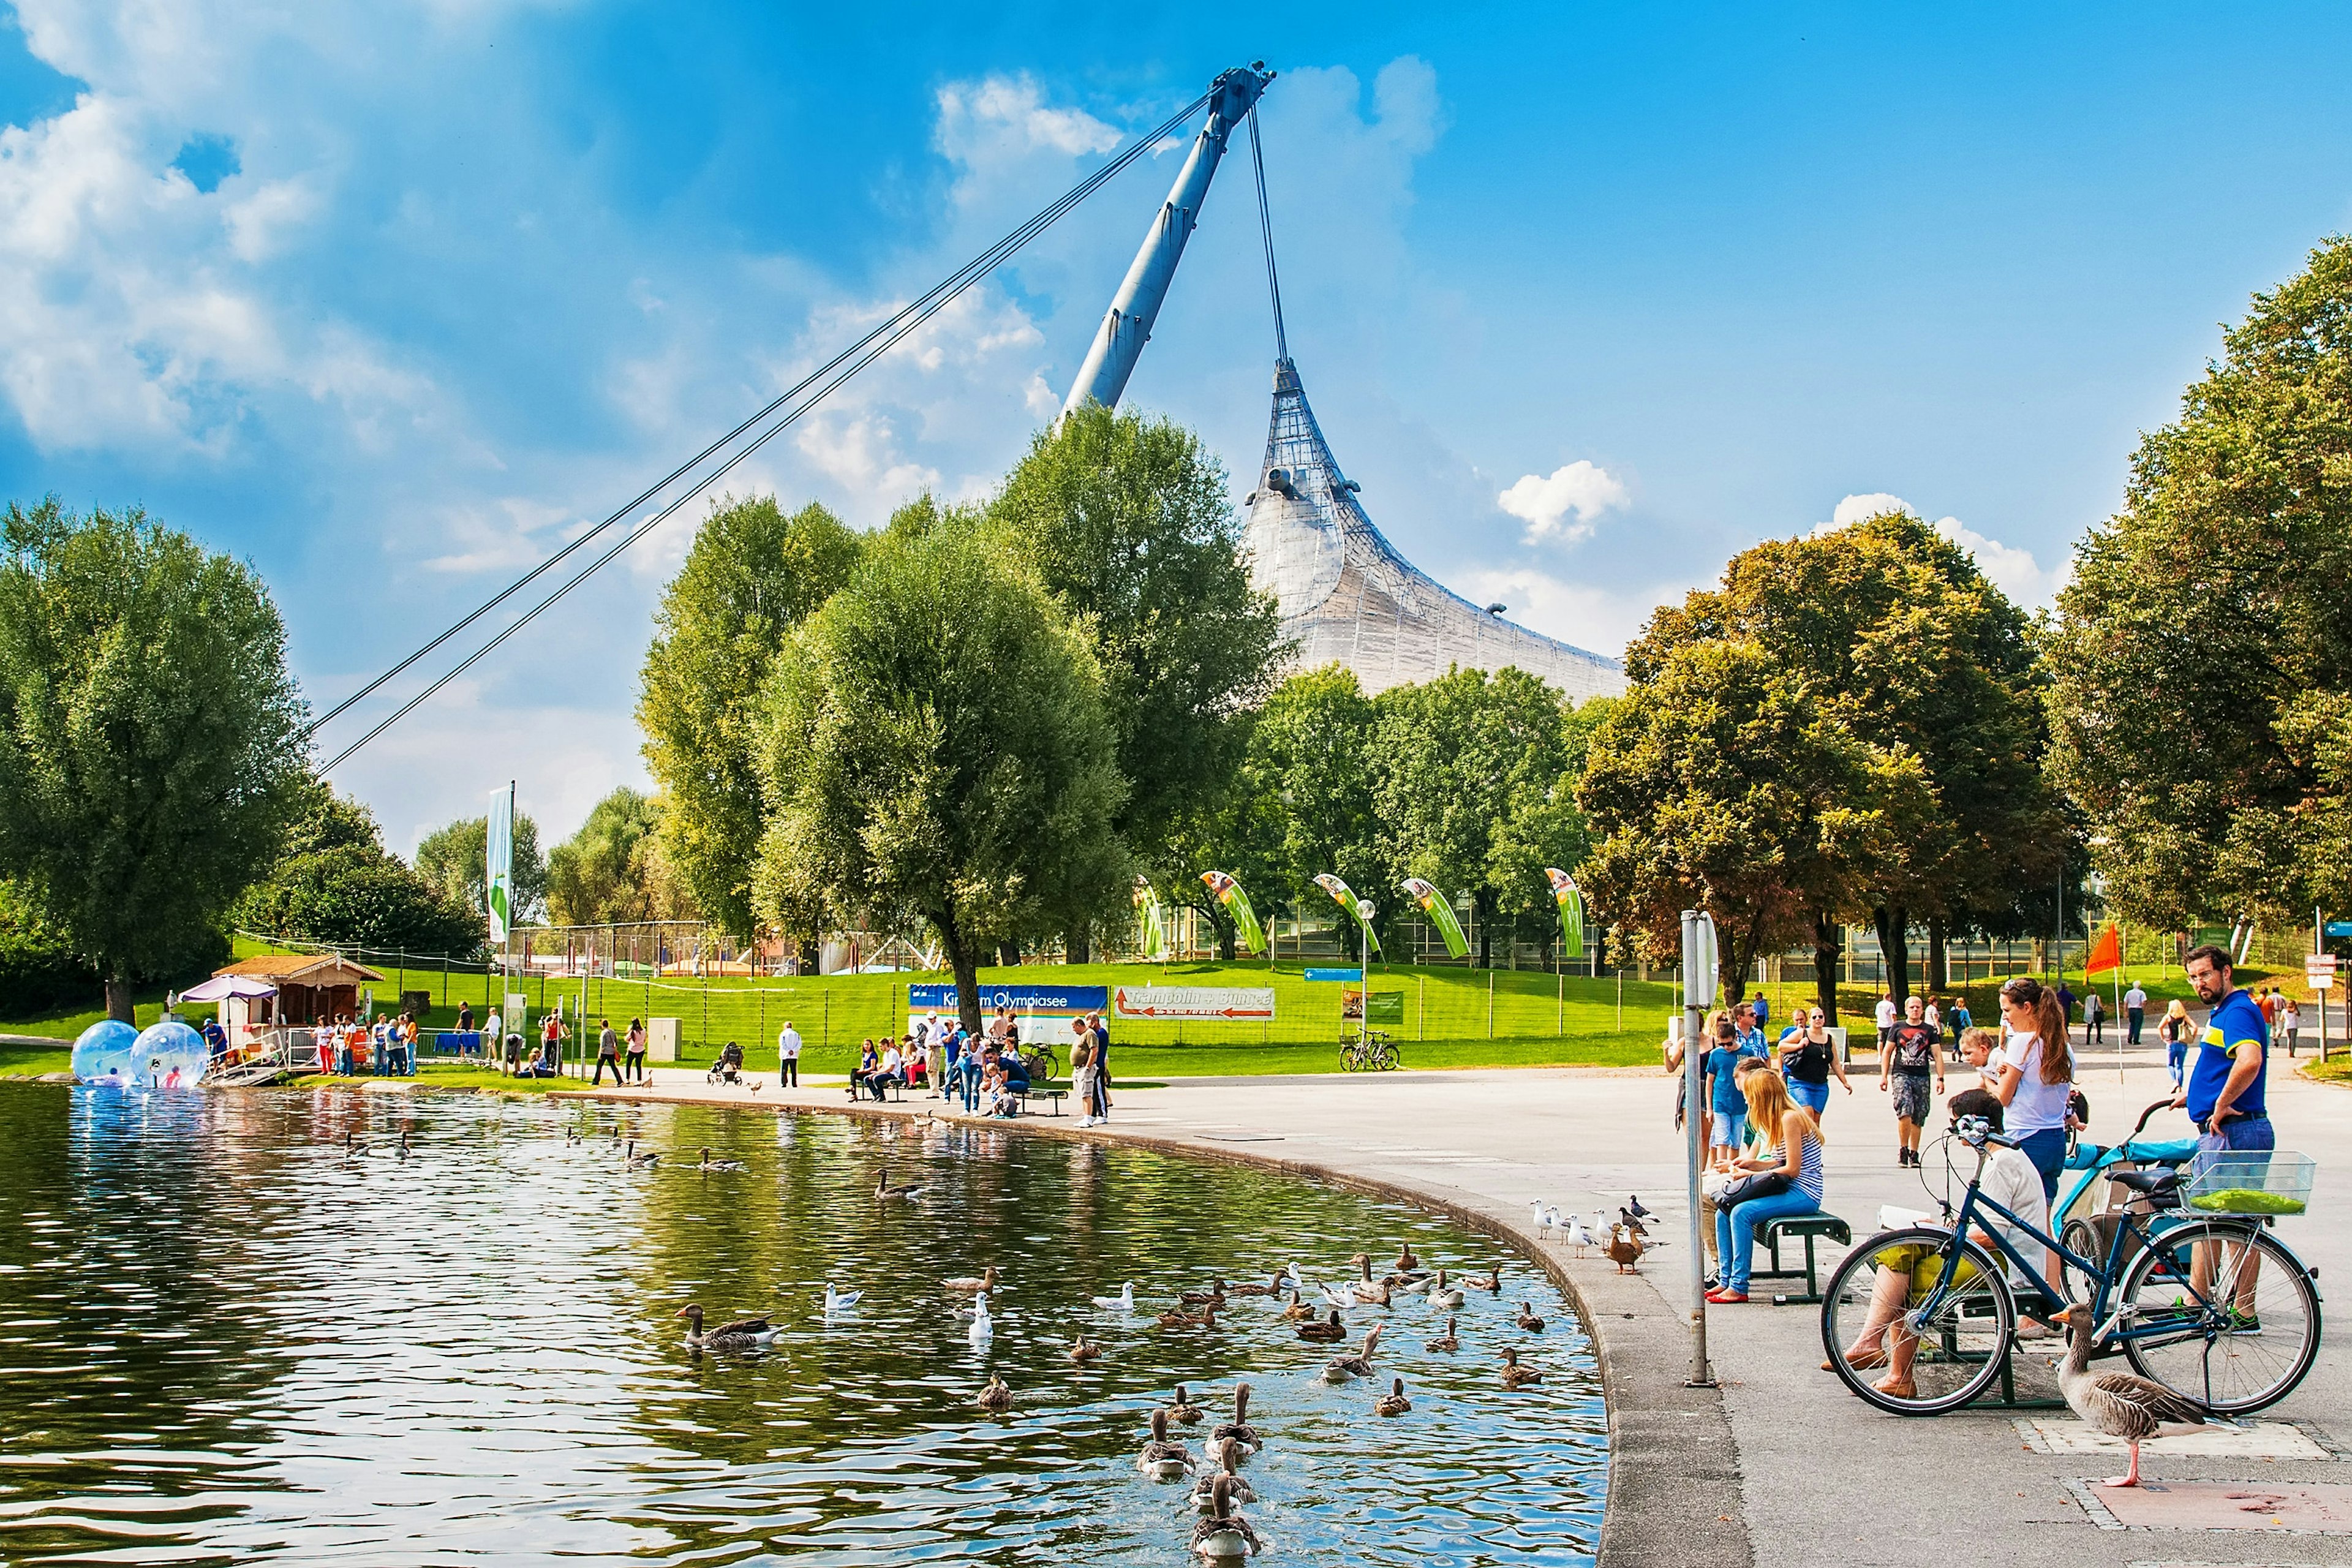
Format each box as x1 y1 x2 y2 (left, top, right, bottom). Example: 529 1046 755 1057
1732 1001 1769 1060
2176 944 2271 1150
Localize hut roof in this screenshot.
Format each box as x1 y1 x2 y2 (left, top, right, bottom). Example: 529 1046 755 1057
215 953 388 987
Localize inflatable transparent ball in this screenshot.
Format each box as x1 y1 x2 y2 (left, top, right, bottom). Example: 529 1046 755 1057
129 1019 208 1088
69 1019 139 1085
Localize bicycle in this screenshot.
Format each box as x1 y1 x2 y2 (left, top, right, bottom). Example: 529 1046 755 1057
1018 1042 1061 1084
1338 1030 1400 1072
1820 1099 2321 1417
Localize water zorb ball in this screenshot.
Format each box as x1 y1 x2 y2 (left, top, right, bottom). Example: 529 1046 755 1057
130 1019 208 1088
70 1019 139 1085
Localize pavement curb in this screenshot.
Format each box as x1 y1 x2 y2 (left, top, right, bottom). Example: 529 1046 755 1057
553 1084 1754 1568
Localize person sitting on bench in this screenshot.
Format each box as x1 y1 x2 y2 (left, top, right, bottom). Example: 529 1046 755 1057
1708 1068 1825 1304
848 1039 880 1101
869 1039 903 1102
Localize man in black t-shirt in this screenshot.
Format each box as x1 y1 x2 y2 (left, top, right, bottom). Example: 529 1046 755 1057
1880 994 1947 1168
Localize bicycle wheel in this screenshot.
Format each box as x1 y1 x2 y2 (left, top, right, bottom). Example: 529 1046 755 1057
1028 1048 1060 1083
2059 1218 2108 1307
1337 1044 1359 1072
1819 1227 2014 1414
1374 1041 1400 1071
2117 1219 2321 1414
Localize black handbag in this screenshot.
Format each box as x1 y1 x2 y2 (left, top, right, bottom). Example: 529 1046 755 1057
1717 1170 1793 1207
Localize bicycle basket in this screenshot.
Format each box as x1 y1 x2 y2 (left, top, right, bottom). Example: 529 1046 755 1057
2183 1150 2315 1216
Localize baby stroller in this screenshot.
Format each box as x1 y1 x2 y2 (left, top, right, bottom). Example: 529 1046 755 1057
707 1041 745 1086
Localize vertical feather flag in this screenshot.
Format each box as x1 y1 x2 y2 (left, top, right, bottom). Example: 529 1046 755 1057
486 783 514 944
2085 922 2122 974
1199 870 1266 954
1544 868 1585 960
1400 877 1470 959
1313 873 1382 954
1138 886 1169 962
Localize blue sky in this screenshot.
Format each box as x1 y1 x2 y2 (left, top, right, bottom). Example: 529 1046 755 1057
4 2 2350 850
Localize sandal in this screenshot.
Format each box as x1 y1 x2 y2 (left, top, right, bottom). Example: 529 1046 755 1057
1872 1374 1917 1400
1820 1348 1890 1373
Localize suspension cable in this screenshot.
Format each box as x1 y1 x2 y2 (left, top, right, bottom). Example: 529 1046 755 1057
1247 102 1288 363
312 85 1217 745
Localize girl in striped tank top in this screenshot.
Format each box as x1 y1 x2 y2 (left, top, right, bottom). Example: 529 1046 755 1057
1709 1068 1827 1303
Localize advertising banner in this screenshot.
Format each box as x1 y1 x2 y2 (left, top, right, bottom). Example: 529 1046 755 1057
1401 876 1469 959
1199 870 1267 954
907 983 1108 1014
1113 986 1276 1022
1138 888 1169 962
1341 988 1405 1024
1313 872 1382 954
486 783 514 944
1545 867 1585 960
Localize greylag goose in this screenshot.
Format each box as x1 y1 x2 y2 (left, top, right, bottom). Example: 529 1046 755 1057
1322 1324 1382 1383
1211 1382 1262 1453
2056 1305 2214 1487
1190 1438 1257 1507
1428 1268 1464 1309
1137 1408 1194 1479
1189 1475 1263 1558
675 1304 780 1351
1374 1375 1412 1416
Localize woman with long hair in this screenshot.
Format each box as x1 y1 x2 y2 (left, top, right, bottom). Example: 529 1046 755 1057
1777 1005 1852 1117
2160 999 2193 1087
1993 976 2073 1204
1707 1068 1826 1304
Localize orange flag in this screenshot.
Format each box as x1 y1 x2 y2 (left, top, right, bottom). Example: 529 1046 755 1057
2086 922 2123 974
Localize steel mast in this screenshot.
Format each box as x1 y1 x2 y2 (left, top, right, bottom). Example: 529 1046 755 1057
1060 63 1274 415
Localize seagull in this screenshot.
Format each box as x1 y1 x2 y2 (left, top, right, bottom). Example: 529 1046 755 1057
1530 1201 1553 1240
821 1282 863 1315
1562 1216 1598 1257
1092 1282 1136 1312
1319 1281 1355 1310
1540 1204 1565 1241
967 1292 995 1345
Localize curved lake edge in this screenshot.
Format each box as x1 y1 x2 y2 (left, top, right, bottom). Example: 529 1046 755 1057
551 1082 1753 1568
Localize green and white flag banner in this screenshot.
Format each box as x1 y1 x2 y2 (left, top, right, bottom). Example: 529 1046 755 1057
1138 886 1169 962
1313 872 1381 956
1545 867 1585 960
487 783 515 944
1199 870 1266 955
1400 876 1469 959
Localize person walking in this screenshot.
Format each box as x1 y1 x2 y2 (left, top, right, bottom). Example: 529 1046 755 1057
2281 995 2302 1057
1778 1006 1852 1116
2084 989 2106 1049
777 1019 802 1088
1991 977 2074 1205
1873 992 1897 1053
1707 1068 1826 1304
624 1018 648 1084
1732 1001 1768 1060
592 1018 622 1087
2160 999 2193 1087
1701 1016 1747 1161
1880 995 1946 1167
2124 980 2148 1046
1947 996 1973 1061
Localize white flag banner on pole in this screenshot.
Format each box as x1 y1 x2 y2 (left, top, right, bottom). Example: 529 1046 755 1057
487 783 514 944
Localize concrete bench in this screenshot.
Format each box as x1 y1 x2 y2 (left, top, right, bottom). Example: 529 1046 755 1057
1012 1086 1066 1117
1754 1212 1852 1305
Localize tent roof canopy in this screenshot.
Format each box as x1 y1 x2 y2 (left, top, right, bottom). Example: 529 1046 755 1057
179 973 279 1001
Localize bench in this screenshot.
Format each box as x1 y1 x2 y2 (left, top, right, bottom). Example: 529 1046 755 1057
1754 1212 1852 1305
1012 1086 1066 1117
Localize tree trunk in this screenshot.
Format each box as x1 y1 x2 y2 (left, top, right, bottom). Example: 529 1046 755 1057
797 936 821 975
1721 912 1759 1005
1873 904 1911 1008
1811 913 1842 1023
1209 908 1237 962
1065 926 1091 965
1926 918 1948 993
938 916 983 1035
1474 889 1494 970
104 967 135 1025
997 939 1022 968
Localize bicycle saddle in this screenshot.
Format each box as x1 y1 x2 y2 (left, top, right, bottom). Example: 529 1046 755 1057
2108 1167 2180 1193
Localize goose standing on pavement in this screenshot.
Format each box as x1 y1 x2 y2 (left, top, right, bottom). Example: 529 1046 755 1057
2055 1305 2214 1487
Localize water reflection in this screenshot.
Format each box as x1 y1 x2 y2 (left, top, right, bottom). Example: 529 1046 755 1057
0 1085 1604 1565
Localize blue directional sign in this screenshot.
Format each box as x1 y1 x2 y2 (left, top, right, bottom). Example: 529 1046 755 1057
1304 967 1364 984
2328 921 2352 939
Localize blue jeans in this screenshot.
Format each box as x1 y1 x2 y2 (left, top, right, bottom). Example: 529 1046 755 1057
2166 1041 2187 1086
1716 1186 1820 1293
2016 1126 2067 1204
2199 1113 2273 1153
956 1058 984 1112
1787 1079 1829 1115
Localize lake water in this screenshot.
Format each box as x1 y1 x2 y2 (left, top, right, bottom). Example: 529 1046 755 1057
0 1085 1605 1566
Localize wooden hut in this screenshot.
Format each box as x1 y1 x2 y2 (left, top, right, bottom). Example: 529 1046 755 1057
209 954 388 1028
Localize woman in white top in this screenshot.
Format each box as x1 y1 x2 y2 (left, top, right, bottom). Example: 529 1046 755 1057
1992 975 2075 1229
2282 998 2302 1057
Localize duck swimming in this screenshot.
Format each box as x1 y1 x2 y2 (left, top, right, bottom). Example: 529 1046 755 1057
1226 1272 1283 1298
1190 1438 1257 1509
943 1265 1000 1294
1137 1408 1194 1480
1500 1347 1544 1389
1068 1333 1102 1365
696 1147 747 1172
674 1305 780 1351
1425 1315 1461 1352
1374 1376 1412 1417
1465 1267 1501 1293
1158 1300 1218 1330
1211 1382 1262 1454
976 1375 1013 1413
1189 1475 1263 1558
1322 1324 1383 1383
1297 1307 1347 1343
1167 1384 1205 1425
1178 1279 1228 1308
1277 1291 1314 1323
1515 1302 1547 1333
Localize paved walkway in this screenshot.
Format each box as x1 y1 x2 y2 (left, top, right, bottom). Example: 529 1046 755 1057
569 1040 2351 1566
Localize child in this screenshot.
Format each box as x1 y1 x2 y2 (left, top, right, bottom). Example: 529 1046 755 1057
1958 1027 2002 1092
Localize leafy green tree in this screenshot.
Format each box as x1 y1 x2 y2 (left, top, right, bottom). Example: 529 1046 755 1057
1234 665 1382 938
2049 236 2352 929
0 500 308 1020
753 523 1126 1031
1147 708 1287 960
236 778 483 957
638 496 862 936
545 787 694 926
987 405 1281 954
1578 639 1925 1008
1368 666 1585 966
414 809 546 924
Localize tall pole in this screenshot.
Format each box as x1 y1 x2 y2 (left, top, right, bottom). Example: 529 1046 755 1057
1681 908 1713 1387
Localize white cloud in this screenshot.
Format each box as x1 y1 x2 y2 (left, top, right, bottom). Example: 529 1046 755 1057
1496 459 1629 543
794 412 940 500
1819 492 2071 607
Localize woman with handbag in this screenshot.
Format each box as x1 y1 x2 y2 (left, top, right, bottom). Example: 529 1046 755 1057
1708 1068 1826 1303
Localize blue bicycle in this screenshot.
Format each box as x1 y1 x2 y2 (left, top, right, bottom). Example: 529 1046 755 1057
1821 1099 2322 1415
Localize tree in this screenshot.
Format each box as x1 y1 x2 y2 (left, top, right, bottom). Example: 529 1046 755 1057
0 500 307 1020
1369 666 1586 966
753 523 1126 1031
638 496 862 936
414 810 546 924
236 778 484 957
987 405 1282 954
1578 639 1926 1008
1627 510 2063 1003
545 787 695 926
2049 236 2352 929
1234 665 1383 937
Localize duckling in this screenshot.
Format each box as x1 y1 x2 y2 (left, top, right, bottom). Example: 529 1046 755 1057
1428 1268 1464 1310
1374 1375 1412 1416
674 1304 780 1351
1178 1278 1228 1308
1500 1346 1544 1389
976 1375 1013 1413
873 1166 925 1200
1190 1438 1257 1509
1322 1323 1383 1383
1465 1266 1501 1293
1425 1314 1461 1352
1188 1475 1263 1558
1297 1307 1348 1343
696 1147 747 1172
1158 1300 1218 1330
1277 1291 1314 1323
1226 1272 1283 1298
1515 1302 1547 1333
1211 1382 1262 1454
943 1265 1000 1294
1068 1333 1102 1365
1137 1408 1194 1480
1167 1384 1205 1425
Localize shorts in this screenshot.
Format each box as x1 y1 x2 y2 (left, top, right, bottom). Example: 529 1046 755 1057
1890 1073 1931 1123
2199 1114 2273 1153
1708 1107 1747 1148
